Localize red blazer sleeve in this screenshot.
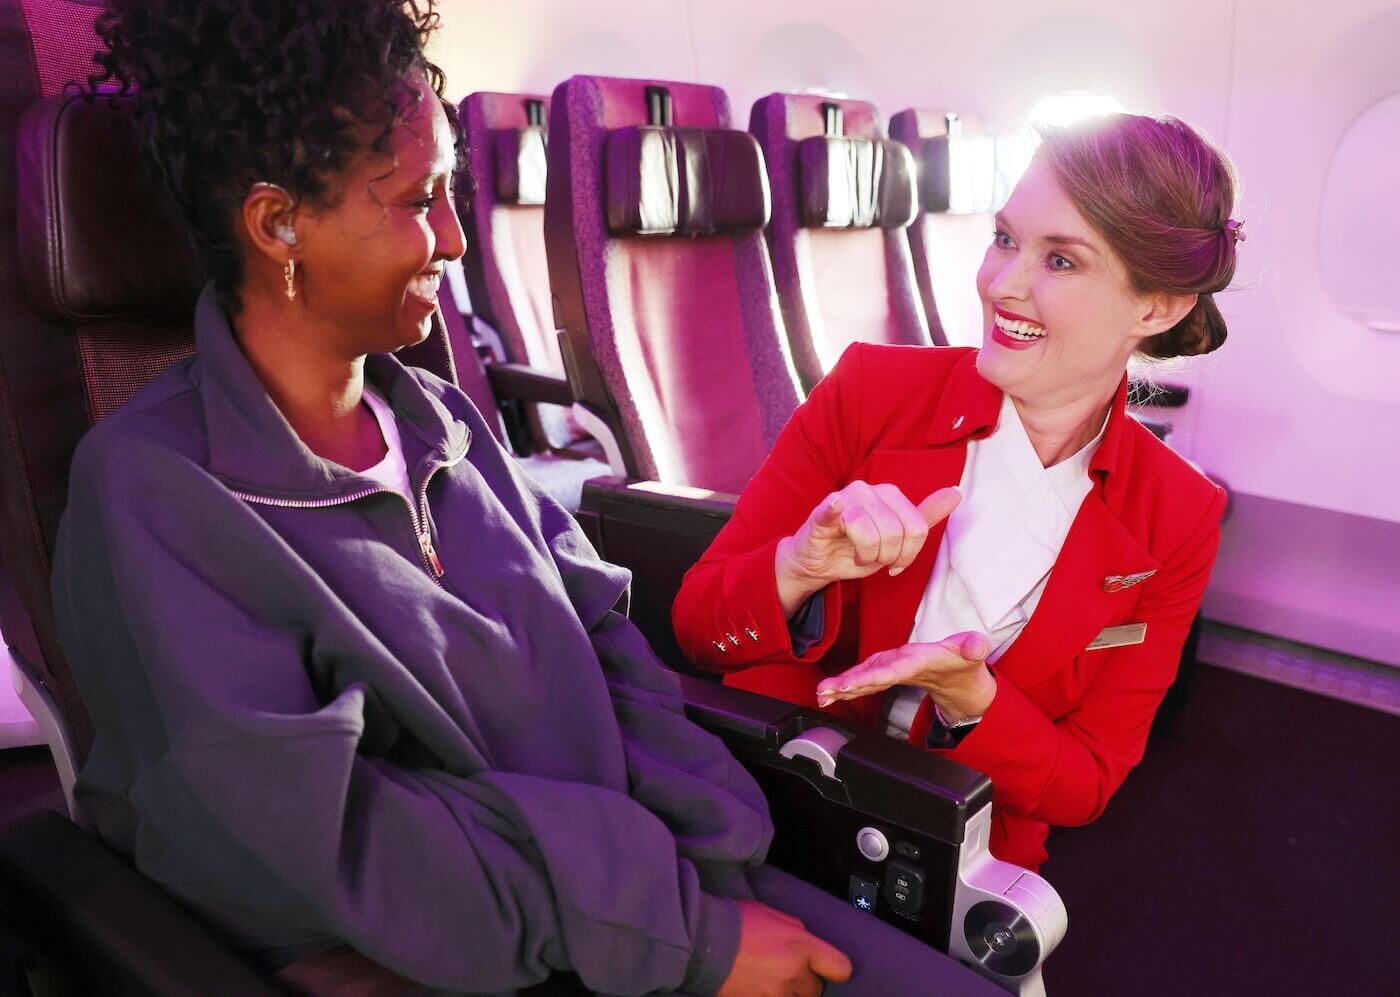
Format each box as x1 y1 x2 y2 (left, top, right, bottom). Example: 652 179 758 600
943 485 1228 827
672 346 870 671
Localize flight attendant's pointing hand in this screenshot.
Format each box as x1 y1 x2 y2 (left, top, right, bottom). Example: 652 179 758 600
775 483 961 617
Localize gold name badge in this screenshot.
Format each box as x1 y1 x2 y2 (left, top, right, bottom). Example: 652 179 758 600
1086 623 1148 651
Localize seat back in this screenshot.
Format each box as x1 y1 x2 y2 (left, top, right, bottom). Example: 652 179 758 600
460 92 555 371
544 75 802 493
0 0 147 766
890 108 990 348
460 91 582 449
751 93 930 390
0 0 457 791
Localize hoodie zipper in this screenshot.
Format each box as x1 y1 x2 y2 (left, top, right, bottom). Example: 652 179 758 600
229 453 464 585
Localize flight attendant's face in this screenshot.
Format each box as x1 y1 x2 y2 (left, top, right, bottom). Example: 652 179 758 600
290 73 465 356
973 156 1168 406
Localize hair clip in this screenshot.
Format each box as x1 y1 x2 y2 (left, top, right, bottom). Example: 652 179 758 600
1224 218 1246 244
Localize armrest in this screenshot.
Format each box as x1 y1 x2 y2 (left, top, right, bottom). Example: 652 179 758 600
0 810 280 996
580 479 737 671
581 476 738 528
677 674 991 844
677 674 1066 992
485 362 575 407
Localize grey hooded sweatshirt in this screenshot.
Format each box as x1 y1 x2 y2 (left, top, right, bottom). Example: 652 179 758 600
51 287 772 995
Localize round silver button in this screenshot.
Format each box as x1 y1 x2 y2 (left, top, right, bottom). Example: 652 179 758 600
856 826 889 862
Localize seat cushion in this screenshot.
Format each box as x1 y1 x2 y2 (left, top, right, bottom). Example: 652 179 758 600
516 452 611 513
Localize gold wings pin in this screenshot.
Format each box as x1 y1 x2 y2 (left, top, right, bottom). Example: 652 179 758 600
1103 570 1157 594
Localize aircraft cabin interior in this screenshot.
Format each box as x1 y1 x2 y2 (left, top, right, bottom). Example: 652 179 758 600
0 1 1395 995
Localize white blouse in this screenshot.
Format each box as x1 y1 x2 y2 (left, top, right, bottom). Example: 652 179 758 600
884 392 1109 738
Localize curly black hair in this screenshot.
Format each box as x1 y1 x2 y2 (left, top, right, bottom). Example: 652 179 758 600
88 0 467 312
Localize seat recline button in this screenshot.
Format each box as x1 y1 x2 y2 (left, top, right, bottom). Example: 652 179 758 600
856 826 889 862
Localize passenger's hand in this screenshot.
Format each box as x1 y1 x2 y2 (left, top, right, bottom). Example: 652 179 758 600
775 483 961 617
717 900 853 997
816 631 997 721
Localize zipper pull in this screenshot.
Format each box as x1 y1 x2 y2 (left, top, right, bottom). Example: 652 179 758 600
419 530 445 579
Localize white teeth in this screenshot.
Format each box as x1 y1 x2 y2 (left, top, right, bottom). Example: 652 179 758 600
408 273 442 299
994 314 1047 341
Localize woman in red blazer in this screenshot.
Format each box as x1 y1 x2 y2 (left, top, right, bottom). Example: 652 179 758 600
673 113 1241 872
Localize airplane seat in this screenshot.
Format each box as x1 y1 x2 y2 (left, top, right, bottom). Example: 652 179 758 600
541 73 805 664
544 74 804 496
460 90 589 454
889 107 978 348
750 92 931 391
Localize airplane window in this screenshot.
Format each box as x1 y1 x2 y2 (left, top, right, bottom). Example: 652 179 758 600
1319 93 1400 332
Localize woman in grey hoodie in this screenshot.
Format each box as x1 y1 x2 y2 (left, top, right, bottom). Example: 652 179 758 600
53 2 1003 994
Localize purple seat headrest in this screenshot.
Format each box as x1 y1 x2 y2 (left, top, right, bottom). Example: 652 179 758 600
916 136 952 213
495 126 547 205
798 136 917 230
605 126 770 236
17 93 202 324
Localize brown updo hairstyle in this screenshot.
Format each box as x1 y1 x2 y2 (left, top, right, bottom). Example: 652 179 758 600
1034 113 1240 360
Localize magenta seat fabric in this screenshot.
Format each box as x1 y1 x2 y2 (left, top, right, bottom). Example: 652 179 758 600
460 92 575 448
891 107 973 347
544 75 801 495
460 92 557 371
750 93 930 391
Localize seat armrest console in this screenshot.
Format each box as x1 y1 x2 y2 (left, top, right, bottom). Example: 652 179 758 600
485 362 576 408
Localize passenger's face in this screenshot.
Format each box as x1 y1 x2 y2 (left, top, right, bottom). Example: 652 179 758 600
294 73 464 356
974 157 1149 406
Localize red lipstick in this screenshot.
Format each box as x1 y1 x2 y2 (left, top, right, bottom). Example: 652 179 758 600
990 305 1047 351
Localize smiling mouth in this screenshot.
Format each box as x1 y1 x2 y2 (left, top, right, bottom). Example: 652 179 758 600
407 271 442 300
993 307 1047 342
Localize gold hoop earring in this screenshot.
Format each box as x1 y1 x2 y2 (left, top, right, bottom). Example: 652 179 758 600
284 259 297 301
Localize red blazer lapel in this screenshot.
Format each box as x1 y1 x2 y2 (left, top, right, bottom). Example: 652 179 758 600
991 490 1160 692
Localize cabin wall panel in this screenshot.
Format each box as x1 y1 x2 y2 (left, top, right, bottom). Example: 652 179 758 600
1179 0 1400 666
1180 0 1400 525
428 0 696 101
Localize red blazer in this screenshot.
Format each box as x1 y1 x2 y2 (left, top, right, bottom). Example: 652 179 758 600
673 345 1227 871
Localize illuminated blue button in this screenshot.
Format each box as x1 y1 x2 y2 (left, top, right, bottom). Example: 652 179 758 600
848 874 879 913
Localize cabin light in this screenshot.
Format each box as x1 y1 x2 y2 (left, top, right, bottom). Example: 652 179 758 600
985 92 1128 201
1025 92 1126 130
